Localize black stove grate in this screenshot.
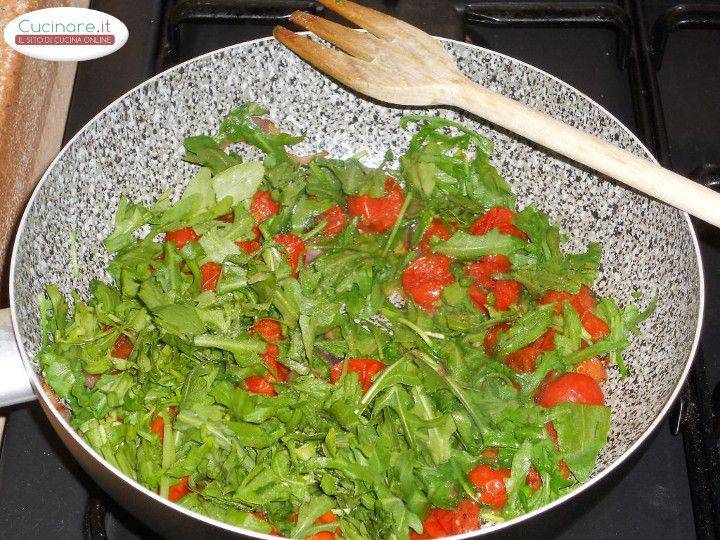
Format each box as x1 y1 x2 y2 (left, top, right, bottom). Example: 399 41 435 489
68 1 720 538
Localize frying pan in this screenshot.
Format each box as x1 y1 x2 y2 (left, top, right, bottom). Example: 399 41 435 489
0 36 704 539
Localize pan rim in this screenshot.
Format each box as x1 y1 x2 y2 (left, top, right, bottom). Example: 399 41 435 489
8 34 705 539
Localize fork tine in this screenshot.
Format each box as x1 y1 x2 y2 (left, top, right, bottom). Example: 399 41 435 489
289 11 379 60
315 0 401 40
273 26 374 89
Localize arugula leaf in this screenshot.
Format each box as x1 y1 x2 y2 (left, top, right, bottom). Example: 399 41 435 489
217 102 303 165
104 197 151 253
511 206 601 295
493 304 555 357
316 157 387 197
183 135 241 175
212 162 264 204
551 403 611 481
433 230 526 260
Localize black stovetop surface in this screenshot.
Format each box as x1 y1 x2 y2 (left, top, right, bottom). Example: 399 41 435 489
1 1 718 538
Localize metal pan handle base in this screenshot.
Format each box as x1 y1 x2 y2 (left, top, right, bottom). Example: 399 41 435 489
0 308 35 407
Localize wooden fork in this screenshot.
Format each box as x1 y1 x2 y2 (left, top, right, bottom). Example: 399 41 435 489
273 0 720 228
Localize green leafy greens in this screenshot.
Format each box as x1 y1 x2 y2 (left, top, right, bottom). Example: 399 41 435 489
37 104 653 538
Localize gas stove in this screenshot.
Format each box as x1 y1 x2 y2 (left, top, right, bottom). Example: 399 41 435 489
0 1 718 538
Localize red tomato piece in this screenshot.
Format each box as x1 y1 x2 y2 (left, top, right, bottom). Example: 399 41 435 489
468 281 488 313
546 420 559 445
581 311 610 341
526 466 542 493
484 323 510 355
329 358 386 393
401 254 456 311
536 372 605 408
419 219 452 254
250 190 280 224
217 212 235 223
252 318 284 342
541 286 609 342
150 416 164 443
482 447 499 459
533 328 556 351
467 464 511 509
318 205 347 237
347 178 405 233
274 233 306 277
305 510 341 540
491 279 522 311
416 499 481 538
165 227 200 249
469 207 528 239
168 476 191 502
559 460 573 479
540 290 575 315
200 262 222 292
575 356 607 382
236 239 262 254
504 346 541 373
244 375 277 397
111 333 133 359
466 254 512 286
261 343 289 383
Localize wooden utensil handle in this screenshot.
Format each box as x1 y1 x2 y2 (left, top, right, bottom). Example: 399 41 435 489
449 80 720 228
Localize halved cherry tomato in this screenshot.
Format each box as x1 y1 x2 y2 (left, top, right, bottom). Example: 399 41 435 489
401 254 456 311
581 311 610 341
150 416 164 443
468 281 488 312
504 346 541 373
533 328 556 351
492 279 522 311
413 499 481 539
526 466 542 493
540 286 609 341
482 447 499 459
111 333 133 359
467 464 511 509
200 262 222 292
329 358 386 393
306 510 341 540
252 318 284 342
250 190 280 224
318 205 347 237
575 356 607 382
165 227 200 249
275 233 306 277
168 476 190 502
536 372 605 407
469 207 528 239
217 212 235 223
484 323 510 355
419 219 452 254
466 254 512 286
244 375 277 396
236 239 262 254
347 178 405 234
261 343 289 383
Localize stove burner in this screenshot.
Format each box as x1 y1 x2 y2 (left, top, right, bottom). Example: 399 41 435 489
157 0 321 70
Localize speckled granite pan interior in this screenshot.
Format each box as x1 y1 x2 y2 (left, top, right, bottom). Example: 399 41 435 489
12 38 701 480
